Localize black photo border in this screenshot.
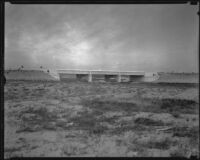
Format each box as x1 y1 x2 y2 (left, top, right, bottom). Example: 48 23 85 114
0 0 199 160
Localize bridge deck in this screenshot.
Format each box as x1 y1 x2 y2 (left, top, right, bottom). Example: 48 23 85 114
57 69 145 76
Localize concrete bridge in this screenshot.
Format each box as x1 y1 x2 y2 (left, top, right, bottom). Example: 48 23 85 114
57 69 145 82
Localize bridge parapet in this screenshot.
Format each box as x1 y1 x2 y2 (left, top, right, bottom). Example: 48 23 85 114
57 69 145 76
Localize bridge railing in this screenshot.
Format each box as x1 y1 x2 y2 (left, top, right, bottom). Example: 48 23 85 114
57 70 145 76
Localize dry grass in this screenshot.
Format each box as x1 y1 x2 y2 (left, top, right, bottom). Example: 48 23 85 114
144 137 176 150
4 81 199 158
172 126 199 139
134 117 165 126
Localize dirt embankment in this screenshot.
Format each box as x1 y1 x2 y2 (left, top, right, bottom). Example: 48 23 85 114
5 70 58 81
155 73 199 84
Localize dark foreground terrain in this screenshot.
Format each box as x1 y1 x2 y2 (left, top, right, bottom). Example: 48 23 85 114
4 81 199 157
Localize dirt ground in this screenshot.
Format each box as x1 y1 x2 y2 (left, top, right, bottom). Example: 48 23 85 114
4 81 199 158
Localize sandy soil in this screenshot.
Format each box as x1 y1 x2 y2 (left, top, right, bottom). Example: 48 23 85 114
4 81 199 158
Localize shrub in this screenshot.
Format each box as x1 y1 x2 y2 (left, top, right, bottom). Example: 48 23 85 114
171 111 180 118
173 126 199 139
146 137 174 150
134 117 164 126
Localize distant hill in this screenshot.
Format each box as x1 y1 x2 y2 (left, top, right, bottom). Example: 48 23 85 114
5 70 58 81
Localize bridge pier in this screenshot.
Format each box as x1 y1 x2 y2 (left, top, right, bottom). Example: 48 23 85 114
117 75 121 82
88 73 92 82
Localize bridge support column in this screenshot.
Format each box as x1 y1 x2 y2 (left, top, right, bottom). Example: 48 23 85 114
117 75 121 83
88 73 92 82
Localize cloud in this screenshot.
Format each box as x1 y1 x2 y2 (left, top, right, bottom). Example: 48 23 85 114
5 3 198 72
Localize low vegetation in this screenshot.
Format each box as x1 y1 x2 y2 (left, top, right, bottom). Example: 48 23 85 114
4 81 199 158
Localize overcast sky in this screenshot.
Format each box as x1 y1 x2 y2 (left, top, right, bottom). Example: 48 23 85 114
5 3 198 72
